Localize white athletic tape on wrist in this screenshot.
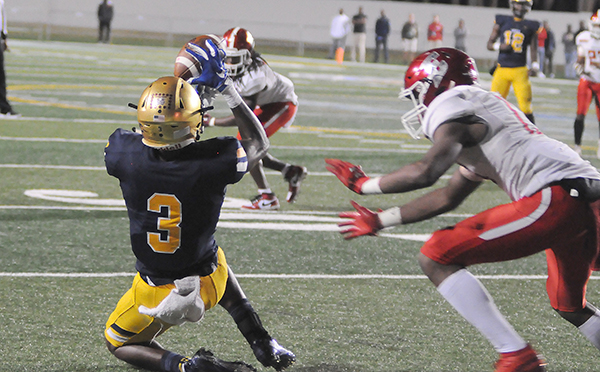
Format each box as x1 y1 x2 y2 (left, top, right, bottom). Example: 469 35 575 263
221 85 243 109
531 61 539 71
207 117 215 126
378 206 402 228
361 177 382 194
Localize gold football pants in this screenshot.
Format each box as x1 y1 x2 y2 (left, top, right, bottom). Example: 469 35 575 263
490 65 533 115
105 247 229 347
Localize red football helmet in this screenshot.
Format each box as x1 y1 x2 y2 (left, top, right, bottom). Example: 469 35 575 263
590 10 600 38
222 27 255 77
400 48 479 139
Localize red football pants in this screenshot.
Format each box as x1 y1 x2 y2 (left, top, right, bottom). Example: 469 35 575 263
237 101 297 139
421 185 598 312
576 78 600 120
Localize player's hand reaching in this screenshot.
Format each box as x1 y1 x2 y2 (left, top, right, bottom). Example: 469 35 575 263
325 158 370 194
186 39 231 92
203 112 215 127
338 201 383 240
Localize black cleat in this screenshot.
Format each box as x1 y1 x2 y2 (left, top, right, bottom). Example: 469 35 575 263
283 165 307 203
183 348 257 372
251 338 296 371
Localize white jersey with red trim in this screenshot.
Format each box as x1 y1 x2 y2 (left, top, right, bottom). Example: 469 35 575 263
422 85 600 201
232 62 298 107
576 30 600 83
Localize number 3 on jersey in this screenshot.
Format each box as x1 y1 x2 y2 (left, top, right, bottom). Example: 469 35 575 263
147 193 182 254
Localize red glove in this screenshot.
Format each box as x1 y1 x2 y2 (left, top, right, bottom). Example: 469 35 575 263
338 200 383 240
325 158 369 194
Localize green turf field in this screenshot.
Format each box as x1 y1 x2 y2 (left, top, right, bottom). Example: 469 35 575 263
2 39 600 371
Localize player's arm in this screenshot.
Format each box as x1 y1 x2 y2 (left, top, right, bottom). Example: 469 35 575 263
486 23 502 51
327 121 480 195
379 123 467 193
204 93 259 128
225 90 268 170
331 121 486 239
528 31 540 75
186 39 269 168
338 166 482 240
394 167 481 225
529 32 538 63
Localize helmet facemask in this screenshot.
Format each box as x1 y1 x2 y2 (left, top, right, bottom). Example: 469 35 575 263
224 48 252 77
400 80 430 139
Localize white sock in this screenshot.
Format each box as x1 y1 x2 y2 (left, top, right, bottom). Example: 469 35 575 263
579 309 600 349
437 269 528 353
258 188 272 195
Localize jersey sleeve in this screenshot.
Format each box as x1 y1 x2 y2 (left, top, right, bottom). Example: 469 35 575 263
422 89 477 139
234 140 248 181
494 14 503 26
237 68 268 97
199 137 248 185
104 128 138 178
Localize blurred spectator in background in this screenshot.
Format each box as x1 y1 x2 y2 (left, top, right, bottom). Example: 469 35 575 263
543 20 556 78
537 21 548 77
374 10 390 63
563 24 577 79
328 8 351 60
0 0 18 118
576 19 588 38
427 15 443 49
401 13 418 63
97 0 114 44
351 6 367 62
454 19 467 52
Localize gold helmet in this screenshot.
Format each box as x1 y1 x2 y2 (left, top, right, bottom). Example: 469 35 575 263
137 76 203 151
511 0 532 18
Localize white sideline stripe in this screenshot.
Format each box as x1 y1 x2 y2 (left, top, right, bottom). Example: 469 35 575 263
1 272 599 280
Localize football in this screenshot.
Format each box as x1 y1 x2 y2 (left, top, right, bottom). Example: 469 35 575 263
174 34 223 81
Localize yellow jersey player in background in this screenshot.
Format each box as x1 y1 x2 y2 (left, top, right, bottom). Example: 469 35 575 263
487 0 541 123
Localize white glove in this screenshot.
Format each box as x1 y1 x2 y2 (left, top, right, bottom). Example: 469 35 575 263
574 62 584 76
203 113 216 127
138 276 205 325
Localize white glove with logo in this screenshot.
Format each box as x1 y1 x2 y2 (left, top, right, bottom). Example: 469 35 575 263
138 276 205 325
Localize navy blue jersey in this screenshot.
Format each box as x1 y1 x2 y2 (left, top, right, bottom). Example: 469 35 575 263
495 15 540 68
104 129 247 281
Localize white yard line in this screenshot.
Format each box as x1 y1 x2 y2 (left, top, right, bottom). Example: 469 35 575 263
0 272 598 280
